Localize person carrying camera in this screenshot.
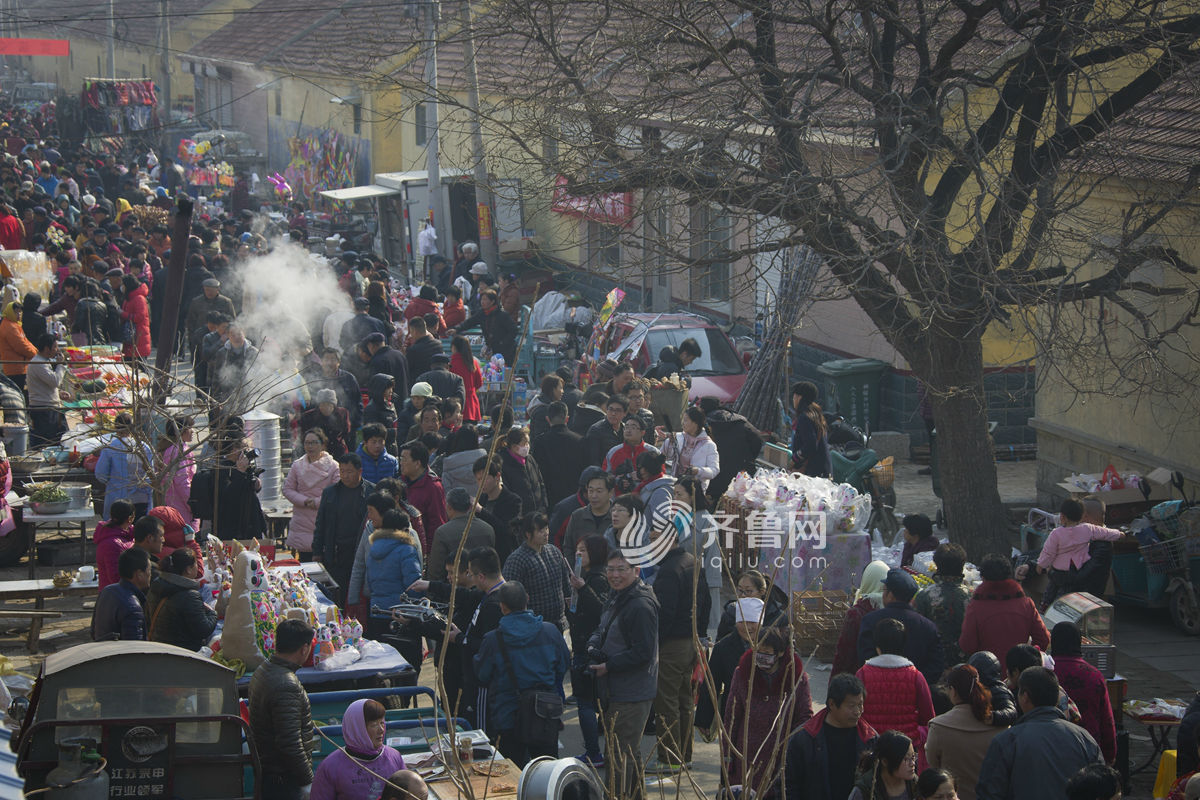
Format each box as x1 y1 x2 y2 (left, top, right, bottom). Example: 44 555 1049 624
603 416 659 494
588 548 660 800
188 419 267 541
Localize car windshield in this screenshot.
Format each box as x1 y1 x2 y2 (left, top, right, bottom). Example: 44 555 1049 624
645 327 743 376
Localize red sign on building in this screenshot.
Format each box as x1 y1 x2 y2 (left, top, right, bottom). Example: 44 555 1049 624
0 38 70 57
551 174 634 228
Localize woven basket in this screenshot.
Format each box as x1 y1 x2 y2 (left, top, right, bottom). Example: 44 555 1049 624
792 590 852 658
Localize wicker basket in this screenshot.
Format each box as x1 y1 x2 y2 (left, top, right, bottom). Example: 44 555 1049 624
869 456 895 489
791 590 852 658
648 384 688 429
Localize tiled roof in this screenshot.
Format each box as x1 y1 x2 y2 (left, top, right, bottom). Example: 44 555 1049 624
17 0 220 53
180 0 1200 184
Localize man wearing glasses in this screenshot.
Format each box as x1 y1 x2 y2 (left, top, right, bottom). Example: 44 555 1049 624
588 550 660 800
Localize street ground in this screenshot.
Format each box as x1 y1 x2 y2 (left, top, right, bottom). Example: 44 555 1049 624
0 456 1195 798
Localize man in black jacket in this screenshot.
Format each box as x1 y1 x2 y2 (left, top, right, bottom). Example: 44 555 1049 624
456 547 507 727
454 290 517 365
644 338 702 380
416 353 465 404
856 568 945 686
585 395 627 467
474 457 522 562
784 673 877 800
532 402 589 507
588 549 660 800
405 316 443 380
304 347 363 432
365 332 410 402
699 396 765 503
248 619 315 800
407 553 478 720
340 297 388 355
649 528 709 772
312 454 374 605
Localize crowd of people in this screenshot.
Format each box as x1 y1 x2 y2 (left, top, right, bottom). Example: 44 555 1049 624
7 102 1195 800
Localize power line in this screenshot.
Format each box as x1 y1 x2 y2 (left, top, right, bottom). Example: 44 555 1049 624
7 0 412 27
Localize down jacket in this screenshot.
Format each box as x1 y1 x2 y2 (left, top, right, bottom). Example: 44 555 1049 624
120 282 151 358
146 572 217 651
959 579 1049 661
856 653 935 761
283 452 341 552
248 655 315 784
364 527 423 610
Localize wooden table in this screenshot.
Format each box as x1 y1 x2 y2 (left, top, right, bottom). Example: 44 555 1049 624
1128 714 1181 775
264 506 294 541
0 577 99 652
428 758 521 800
11 504 99 579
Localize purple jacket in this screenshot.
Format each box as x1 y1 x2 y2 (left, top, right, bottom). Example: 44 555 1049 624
310 746 406 800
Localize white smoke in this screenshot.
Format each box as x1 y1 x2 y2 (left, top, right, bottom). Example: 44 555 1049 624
211 241 349 416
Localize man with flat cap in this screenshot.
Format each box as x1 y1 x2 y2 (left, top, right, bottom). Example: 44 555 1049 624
364 330 410 402
340 296 388 356
856 567 945 685
415 353 465 404
185 277 236 352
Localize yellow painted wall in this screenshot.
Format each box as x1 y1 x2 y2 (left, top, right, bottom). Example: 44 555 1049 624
1032 174 1200 464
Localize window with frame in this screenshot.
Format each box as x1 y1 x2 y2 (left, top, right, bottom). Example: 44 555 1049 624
415 103 428 146
690 205 731 301
587 220 621 274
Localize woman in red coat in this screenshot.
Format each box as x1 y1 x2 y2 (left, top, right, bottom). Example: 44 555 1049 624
120 275 151 360
449 335 483 423
723 626 813 797
958 553 1049 660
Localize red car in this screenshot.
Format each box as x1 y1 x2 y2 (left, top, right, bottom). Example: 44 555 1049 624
602 313 749 403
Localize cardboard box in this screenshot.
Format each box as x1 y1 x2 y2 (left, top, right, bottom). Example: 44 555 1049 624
1057 467 1172 505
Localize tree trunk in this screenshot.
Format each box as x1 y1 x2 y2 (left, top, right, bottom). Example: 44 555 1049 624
925 331 1012 560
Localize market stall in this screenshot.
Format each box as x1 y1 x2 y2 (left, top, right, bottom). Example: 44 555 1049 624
199 543 412 691
718 468 874 596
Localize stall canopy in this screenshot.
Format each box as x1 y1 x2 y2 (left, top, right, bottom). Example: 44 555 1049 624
320 184 401 202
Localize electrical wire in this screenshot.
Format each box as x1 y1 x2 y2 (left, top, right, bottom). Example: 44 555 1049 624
8 0 415 25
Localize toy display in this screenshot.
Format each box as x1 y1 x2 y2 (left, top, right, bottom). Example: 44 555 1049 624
217 550 273 671
202 540 367 674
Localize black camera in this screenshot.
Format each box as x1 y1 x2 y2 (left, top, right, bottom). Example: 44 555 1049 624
587 646 607 665
242 448 265 478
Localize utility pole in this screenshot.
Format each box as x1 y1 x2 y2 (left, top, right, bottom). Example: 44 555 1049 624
460 0 497 268
422 0 443 280
159 0 171 144
107 0 116 78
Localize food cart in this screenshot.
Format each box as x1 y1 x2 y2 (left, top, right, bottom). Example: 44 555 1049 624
13 641 258 799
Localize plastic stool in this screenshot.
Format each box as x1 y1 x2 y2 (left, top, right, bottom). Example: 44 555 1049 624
1154 749 1178 799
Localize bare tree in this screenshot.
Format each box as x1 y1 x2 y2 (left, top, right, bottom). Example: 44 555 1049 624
342 0 1200 555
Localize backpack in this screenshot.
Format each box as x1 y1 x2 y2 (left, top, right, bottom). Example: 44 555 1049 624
496 632 563 746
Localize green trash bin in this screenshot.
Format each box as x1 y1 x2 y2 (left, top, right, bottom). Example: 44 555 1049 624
815 358 890 431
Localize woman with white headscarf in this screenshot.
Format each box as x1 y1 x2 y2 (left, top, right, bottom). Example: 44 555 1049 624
831 560 890 674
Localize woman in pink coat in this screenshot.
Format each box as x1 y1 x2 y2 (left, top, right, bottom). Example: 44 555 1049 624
161 416 198 529
120 275 151 360
283 428 340 556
